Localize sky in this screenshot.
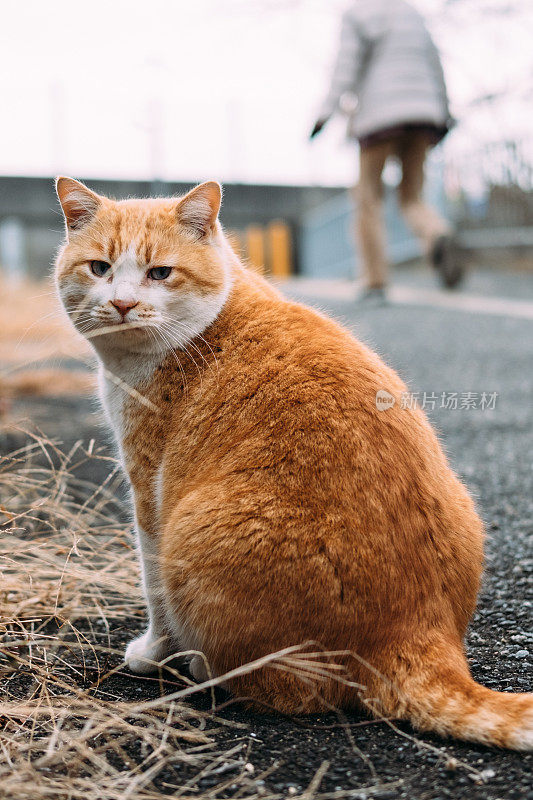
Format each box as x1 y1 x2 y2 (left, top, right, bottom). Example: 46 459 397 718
0 0 531 186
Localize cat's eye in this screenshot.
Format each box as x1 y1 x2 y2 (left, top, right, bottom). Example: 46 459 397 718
148 266 172 281
90 260 112 277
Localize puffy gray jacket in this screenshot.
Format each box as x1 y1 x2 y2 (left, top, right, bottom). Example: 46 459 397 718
319 0 450 139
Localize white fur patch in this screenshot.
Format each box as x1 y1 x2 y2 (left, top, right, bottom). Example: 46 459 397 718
507 707 533 751
125 524 176 674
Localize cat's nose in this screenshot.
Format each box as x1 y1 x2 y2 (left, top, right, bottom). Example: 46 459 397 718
111 299 138 318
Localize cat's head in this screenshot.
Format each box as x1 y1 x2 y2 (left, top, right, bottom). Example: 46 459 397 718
54 178 232 354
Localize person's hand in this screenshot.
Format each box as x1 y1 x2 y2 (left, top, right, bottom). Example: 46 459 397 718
309 117 328 140
445 114 458 132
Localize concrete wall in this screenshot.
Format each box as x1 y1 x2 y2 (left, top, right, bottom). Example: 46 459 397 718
0 176 343 278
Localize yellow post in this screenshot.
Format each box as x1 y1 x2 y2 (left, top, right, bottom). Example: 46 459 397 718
267 221 292 279
246 225 266 274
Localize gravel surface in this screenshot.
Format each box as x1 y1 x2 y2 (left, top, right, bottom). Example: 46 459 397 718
4 270 532 799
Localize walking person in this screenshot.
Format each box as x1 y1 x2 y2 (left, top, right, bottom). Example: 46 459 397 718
311 0 463 302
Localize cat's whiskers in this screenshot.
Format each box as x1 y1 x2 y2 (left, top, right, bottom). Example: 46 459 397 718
76 323 102 338
160 322 209 369
24 303 88 330
70 309 112 334
164 335 204 391
27 286 63 300
153 323 199 394
157 319 207 382
159 315 219 378
15 305 94 353
192 331 220 376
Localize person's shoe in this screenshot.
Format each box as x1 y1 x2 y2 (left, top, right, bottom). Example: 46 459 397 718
355 286 388 307
431 234 465 289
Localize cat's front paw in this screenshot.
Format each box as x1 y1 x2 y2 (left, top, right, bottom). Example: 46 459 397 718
125 629 174 674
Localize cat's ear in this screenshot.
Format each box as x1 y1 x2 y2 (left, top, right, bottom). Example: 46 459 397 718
176 181 222 240
56 177 102 232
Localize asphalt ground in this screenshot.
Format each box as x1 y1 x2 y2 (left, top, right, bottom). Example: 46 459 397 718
3 265 533 799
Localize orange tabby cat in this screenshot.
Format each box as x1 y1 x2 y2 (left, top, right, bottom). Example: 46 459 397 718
55 177 533 749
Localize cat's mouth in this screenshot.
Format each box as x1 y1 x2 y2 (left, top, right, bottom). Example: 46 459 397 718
83 318 154 344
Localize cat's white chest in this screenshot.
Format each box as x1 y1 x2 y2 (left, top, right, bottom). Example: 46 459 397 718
97 354 162 450
98 366 127 446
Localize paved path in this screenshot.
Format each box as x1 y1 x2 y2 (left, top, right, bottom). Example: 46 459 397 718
282 279 533 320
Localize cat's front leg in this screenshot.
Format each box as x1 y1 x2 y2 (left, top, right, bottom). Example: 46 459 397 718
125 525 177 674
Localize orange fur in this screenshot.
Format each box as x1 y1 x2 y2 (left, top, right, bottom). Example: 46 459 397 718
55 178 533 749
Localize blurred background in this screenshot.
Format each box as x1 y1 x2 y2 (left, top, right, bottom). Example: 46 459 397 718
0 0 531 280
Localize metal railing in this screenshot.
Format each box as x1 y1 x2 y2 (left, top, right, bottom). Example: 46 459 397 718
449 139 533 248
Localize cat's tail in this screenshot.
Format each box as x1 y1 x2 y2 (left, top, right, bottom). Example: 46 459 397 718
368 637 533 750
